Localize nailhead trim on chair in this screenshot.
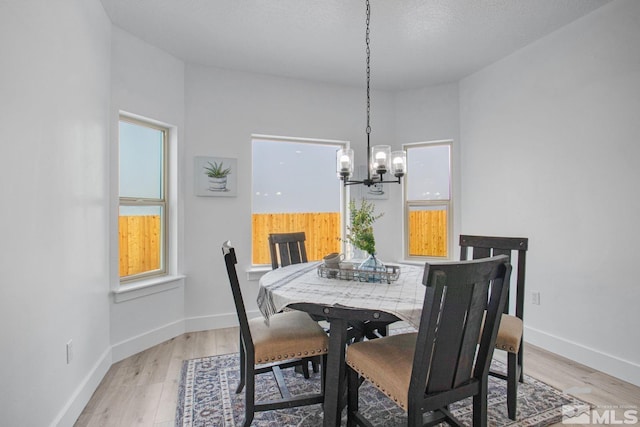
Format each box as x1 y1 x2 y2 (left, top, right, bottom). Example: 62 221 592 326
256 348 328 364
348 363 407 410
498 343 517 352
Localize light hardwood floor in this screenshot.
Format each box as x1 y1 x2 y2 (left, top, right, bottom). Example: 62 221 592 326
74 327 639 426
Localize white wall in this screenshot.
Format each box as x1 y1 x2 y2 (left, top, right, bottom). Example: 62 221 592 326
394 83 461 257
0 0 112 425
459 0 640 385
2 2 637 425
109 27 186 360
183 65 396 328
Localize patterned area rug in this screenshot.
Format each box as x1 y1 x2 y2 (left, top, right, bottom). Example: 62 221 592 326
175 351 589 426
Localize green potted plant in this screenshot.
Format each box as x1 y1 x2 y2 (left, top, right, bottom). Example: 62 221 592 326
204 161 232 191
344 198 385 278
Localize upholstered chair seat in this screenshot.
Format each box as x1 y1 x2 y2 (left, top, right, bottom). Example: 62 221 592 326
495 314 523 353
249 311 328 364
347 333 417 410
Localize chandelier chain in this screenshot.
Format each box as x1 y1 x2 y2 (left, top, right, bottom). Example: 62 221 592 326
338 0 405 187
366 0 371 136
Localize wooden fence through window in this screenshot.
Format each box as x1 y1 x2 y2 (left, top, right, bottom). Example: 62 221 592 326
119 215 161 277
408 210 447 257
119 211 448 275
252 212 341 265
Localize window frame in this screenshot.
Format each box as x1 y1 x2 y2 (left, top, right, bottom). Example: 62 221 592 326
403 140 454 261
118 115 169 283
250 134 348 267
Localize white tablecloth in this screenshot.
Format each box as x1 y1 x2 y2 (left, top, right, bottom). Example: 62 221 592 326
257 261 426 328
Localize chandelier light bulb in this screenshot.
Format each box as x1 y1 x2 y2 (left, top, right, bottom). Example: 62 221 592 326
340 155 351 169
371 145 391 175
336 148 354 178
391 150 407 177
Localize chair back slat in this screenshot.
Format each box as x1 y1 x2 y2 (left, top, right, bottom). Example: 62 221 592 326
278 244 293 266
268 232 308 269
291 244 304 264
427 279 476 391
410 256 511 397
470 247 492 260
453 280 490 387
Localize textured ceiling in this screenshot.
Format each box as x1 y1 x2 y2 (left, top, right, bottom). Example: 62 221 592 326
99 0 612 91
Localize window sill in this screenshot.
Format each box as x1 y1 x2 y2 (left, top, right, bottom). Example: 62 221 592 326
246 266 271 281
113 274 186 303
398 259 427 266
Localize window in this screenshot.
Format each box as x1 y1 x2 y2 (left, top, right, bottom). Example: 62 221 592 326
404 141 452 259
119 116 167 281
252 135 345 265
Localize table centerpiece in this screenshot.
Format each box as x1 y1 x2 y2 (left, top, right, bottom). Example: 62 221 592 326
343 198 386 281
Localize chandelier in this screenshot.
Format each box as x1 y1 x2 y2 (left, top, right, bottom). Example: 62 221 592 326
337 0 407 187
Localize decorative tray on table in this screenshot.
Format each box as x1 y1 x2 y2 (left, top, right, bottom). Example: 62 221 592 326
317 262 400 283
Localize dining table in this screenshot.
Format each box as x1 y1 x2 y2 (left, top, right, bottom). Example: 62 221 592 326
257 260 427 427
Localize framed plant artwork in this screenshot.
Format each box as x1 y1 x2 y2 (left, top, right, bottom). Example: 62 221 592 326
195 156 237 197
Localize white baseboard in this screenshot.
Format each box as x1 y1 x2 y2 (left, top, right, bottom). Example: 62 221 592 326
109 311 251 363
51 347 112 427
525 325 640 387
55 312 259 426
111 319 186 363
184 310 260 332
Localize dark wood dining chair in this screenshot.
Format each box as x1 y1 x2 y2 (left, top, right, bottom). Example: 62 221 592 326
268 231 388 345
346 255 511 427
222 241 328 427
460 234 529 420
268 232 308 269
268 231 325 373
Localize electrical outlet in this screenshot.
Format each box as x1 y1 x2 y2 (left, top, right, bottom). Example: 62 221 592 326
531 291 541 306
66 340 74 364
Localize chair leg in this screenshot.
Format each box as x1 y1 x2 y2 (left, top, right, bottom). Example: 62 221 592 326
321 354 327 397
518 342 524 383
236 339 246 393
347 367 359 427
311 355 321 373
507 351 519 420
244 364 255 427
472 381 489 427
302 359 310 379
407 408 423 427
